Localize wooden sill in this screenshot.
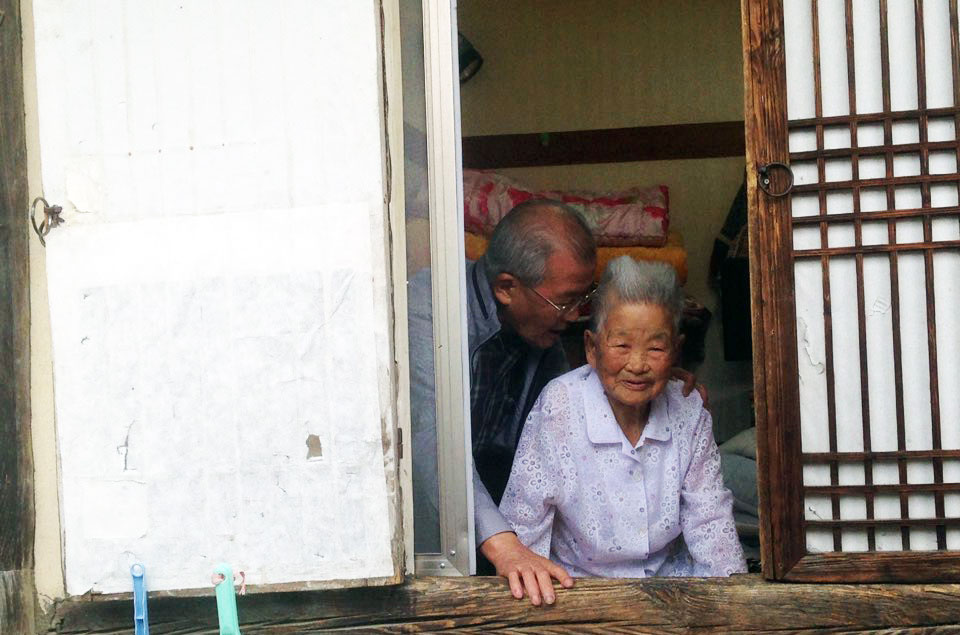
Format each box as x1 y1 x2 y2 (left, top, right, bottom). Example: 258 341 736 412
50 574 960 632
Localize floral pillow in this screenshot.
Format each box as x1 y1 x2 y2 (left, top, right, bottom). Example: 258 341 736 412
463 169 669 247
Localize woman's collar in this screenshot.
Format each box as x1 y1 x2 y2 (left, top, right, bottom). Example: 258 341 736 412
583 367 671 447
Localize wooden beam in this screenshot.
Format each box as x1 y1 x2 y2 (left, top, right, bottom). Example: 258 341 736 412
48 575 960 633
461 121 746 169
0 0 36 632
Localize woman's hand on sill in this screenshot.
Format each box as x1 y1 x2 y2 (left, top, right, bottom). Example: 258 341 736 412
479 531 574 606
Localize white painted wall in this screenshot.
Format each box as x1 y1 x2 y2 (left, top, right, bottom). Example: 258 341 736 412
26 0 402 597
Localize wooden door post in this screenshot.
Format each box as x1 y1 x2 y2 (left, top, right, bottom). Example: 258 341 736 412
0 0 36 631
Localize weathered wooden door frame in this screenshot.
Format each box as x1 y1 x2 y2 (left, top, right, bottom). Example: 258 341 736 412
743 0 811 582
744 0 960 582
0 0 37 631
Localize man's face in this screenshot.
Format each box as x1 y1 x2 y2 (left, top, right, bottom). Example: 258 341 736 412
494 249 596 349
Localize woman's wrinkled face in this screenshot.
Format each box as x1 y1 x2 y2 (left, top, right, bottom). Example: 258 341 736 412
585 301 676 413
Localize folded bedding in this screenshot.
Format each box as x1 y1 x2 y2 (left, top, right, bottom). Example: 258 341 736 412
464 229 688 285
463 169 669 247
719 427 760 540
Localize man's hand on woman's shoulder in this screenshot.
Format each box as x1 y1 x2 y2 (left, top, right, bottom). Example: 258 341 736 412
670 367 708 407
480 531 574 606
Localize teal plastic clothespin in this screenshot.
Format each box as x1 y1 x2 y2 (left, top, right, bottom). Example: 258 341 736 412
213 564 242 635
130 563 149 635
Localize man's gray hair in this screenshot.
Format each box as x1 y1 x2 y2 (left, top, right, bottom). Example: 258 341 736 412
482 199 596 287
590 256 684 333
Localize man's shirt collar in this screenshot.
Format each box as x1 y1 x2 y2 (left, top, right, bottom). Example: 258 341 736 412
467 259 502 348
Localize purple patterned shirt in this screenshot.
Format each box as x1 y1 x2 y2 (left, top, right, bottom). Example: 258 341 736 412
500 365 746 577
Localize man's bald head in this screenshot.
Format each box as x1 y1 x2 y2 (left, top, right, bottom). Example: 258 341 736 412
482 199 596 287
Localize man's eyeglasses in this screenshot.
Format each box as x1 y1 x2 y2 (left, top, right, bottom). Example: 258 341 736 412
526 283 598 317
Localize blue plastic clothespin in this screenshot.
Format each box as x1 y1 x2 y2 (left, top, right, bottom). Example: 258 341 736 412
213 563 242 635
130 563 149 635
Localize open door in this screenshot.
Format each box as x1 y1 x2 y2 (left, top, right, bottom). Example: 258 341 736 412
745 0 960 581
30 1 404 595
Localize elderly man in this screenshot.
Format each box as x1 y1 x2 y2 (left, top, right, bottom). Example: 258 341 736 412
409 199 694 605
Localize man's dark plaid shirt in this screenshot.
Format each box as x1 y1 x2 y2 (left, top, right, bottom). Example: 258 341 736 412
470 328 566 506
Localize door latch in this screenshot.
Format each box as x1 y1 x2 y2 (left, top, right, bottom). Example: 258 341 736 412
30 197 64 246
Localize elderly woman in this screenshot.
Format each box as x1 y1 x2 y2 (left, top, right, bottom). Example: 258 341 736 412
499 256 745 578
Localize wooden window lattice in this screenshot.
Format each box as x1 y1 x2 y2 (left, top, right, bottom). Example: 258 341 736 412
787 0 960 554
745 0 960 581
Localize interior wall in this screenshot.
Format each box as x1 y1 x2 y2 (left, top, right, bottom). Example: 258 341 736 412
457 0 743 302
457 0 744 135
457 0 752 440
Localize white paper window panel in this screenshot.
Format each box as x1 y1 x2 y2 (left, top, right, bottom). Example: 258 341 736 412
783 0 956 115
32 0 385 221
785 0 960 555
795 247 960 552
784 0 959 127
49 209 398 595
33 1 399 595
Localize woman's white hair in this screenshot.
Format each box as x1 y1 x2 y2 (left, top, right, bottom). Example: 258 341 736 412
590 256 684 333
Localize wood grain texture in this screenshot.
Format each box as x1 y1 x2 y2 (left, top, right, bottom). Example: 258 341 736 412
787 104 960 126
0 0 36 631
809 0 844 552
879 0 913 552
790 138 959 160
803 448 960 462
790 204 960 224
844 0 876 551
460 121 745 169
785 552 960 583
912 0 948 549
1 570 36 635
793 239 960 257
790 171 960 193
742 0 806 580
46 575 960 633
746 0 960 581
804 517 960 528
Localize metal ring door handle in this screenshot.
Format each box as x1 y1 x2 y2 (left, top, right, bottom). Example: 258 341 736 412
757 162 795 197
